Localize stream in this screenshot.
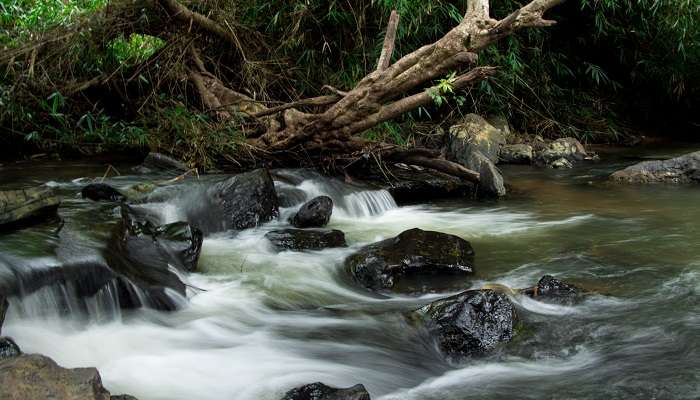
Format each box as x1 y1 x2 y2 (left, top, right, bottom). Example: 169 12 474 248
1 146 699 399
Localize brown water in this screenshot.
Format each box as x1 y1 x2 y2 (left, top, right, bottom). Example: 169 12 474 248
1 146 699 400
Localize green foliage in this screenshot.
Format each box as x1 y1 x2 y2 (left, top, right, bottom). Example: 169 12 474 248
0 0 106 45
3 0 699 160
107 34 165 67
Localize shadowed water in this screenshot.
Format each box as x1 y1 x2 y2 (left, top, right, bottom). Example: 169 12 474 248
1 146 699 399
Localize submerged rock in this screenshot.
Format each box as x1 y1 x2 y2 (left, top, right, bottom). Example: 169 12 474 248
81 183 127 203
185 169 279 235
522 275 580 304
135 152 188 174
610 151 700 184
266 229 347 251
0 354 137 400
281 382 370 400
290 196 333 228
0 186 60 231
536 137 589 166
345 228 475 293
499 144 534 165
415 289 517 359
549 157 573 169
0 337 21 360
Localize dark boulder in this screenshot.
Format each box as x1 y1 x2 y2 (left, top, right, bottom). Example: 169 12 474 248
135 152 188 174
265 229 347 251
0 186 60 231
0 337 21 360
281 382 370 400
81 183 127 203
345 228 475 293
610 150 700 184
184 169 279 235
290 196 333 228
0 353 137 400
103 207 203 307
415 289 517 359
522 275 580 304
120 211 204 272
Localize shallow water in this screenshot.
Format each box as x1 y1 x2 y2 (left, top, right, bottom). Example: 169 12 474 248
1 146 700 400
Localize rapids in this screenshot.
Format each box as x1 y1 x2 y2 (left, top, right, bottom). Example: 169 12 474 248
1 146 699 399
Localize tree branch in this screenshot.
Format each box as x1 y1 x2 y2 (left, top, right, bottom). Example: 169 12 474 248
249 95 341 119
159 0 237 47
377 10 400 71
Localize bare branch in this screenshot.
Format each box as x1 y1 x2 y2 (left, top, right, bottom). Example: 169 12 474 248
465 0 490 20
159 0 237 47
249 95 341 119
377 10 400 71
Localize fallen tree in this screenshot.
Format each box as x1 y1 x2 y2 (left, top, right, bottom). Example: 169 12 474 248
2 0 564 181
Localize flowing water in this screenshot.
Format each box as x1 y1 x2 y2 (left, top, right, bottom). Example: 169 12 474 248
1 146 699 400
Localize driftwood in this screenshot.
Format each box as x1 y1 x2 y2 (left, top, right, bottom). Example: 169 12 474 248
4 0 564 181
178 0 563 181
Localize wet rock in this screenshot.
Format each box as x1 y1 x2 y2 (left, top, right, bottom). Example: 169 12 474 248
443 115 506 198
0 186 60 231
0 217 194 312
522 275 580 304
104 206 203 307
185 169 279 235
281 382 370 400
0 296 6 334
266 229 347 251
120 210 204 272
363 166 475 203
290 196 333 228
536 137 589 165
610 151 700 184
81 183 127 203
447 114 506 164
135 152 188 174
415 289 517 359
549 157 573 169
277 186 308 208
0 337 21 360
0 354 137 400
467 150 507 198
499 144 533 165
345 228 475 293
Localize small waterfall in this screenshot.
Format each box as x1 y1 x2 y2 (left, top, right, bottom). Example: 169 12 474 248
274 169 398 218
8 280 122 322
336 189 397 218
